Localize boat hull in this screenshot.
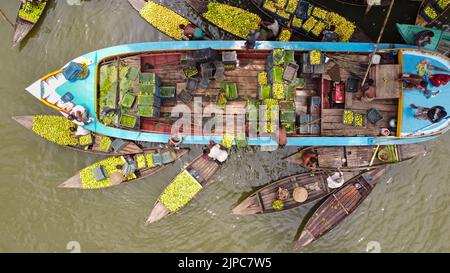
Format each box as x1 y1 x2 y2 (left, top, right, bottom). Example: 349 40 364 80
24 41 450 147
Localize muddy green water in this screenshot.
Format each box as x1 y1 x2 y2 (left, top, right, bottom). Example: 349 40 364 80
0 0 449 253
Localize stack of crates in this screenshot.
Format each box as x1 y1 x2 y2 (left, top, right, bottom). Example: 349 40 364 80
280 101 296 134
138 72 161 118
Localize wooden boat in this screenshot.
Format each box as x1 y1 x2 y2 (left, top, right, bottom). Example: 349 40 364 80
285 144 427 171
128 0 210 40
249 0 372 42
397 23 450 56
13 115 146 156
186 0 259 39
416 0 449 27
147 154 222 224
58 147 189 189
232 170 361 215
295 167 386 249
25 41 450 147
13 0 48 47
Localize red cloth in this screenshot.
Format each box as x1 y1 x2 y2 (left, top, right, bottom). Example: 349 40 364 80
429 74 450 87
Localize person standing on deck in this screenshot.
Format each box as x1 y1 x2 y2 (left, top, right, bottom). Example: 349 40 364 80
410 104 447 123
260 20 280 40
243 29 260 50
179 24 205 40
399 74 428 92
415 30 435 48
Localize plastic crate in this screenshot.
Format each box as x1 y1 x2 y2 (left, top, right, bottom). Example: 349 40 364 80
283 63 299 82
259 85 271 100
272 66 285 83
177 90 193 104
284 51 296 64
120 93 136 108
185 78 199 92
281 110 296 123
119 114 138 128
295 1 313 20
63 62 84 82
225 83 238 100
159 86 176 98
367 108 383 124
222 51 237 65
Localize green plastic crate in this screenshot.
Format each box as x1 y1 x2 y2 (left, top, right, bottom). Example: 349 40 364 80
285 85 296 101
284 51 295 64
120 93 136 108
127 67 140 81
140 73 157 84
294 77 305 89
140 84 156 95
120 79 133 92
120 114 137 128
138 94 154 106
225 83 238 100
282 122 296 134
159 86 176 98
272 66 284 83
259 85 271 99
272 49 285 65
137 105 154 117
280 110 296 123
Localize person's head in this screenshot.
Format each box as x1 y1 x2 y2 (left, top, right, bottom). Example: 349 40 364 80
367 79 374 86
429 32 435 38
249 29 256 35
420 81 428 88
329 25 336 32
116 164 123 170
69 127 77 132
179 24 185 30
310 157 318 164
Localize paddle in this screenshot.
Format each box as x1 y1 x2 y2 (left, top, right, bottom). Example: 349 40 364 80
0 8 14 29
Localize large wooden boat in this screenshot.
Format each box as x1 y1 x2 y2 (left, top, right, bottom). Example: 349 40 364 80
416 0 449 27
232 170 361 215
146 154 222 224
249 0 372 42
128 0 210 40
285 144 427 171
58 148 189 189
295 167 386 249
13 115 145 156
397 23 450 56
12 0 48 47
25 41 450 147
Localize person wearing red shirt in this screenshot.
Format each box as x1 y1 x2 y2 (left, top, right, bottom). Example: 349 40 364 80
429 74 450 87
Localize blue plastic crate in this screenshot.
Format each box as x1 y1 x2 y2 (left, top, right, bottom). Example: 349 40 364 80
63 62 84 82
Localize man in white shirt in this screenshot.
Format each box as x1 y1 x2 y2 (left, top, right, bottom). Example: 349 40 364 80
327 171 345 189
68 104 93 126
208 144 229 163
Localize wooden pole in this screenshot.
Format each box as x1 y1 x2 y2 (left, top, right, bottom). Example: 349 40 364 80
0 8 14 29
361 0 396 87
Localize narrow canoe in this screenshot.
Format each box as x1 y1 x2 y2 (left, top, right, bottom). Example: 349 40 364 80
13 115 145 156
285 144 427 171
58 148 189 189
416 0 449 27
397 23 450 56
295 167 386 249
249 0 372 42
128 0 210 40
12 0 48 47
147 153 222 224
333 0 391 7
232 170 361 215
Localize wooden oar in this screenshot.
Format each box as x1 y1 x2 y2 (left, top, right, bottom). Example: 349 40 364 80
0 8 14 29
361 0 396 87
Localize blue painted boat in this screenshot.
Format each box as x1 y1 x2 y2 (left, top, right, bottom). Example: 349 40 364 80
396 23 449 56
25 41 450 147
